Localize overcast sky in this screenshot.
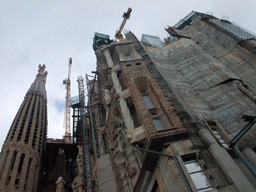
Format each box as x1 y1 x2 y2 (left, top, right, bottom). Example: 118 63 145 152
1 0 256 149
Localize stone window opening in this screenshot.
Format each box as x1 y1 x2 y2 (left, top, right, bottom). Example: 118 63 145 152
10 97 29 141
134 76 159 110
125 97 142 128
205 121 229 148
18 153 25 174
32 99 40 147
33 164 38 191
134 76 174 131
5 151 17 185
151 180 159 192
182 154 213 192
126 54 133 61
7 98 28 141
212 130 228 148
153 119 165 131
10 151 17 171
24 158 32 189
142 95 154 109
150 110 168 131
15 179 19 188
20 96 36 143
113 44 142 63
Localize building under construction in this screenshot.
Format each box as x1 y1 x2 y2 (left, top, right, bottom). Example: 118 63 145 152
1 10 256 192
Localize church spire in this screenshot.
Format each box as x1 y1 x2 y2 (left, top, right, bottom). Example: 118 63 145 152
27 64 48 101
0 65 48 191
37 64 48 84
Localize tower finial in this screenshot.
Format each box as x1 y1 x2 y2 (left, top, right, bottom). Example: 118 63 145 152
37 64 48 84
38 64 46 75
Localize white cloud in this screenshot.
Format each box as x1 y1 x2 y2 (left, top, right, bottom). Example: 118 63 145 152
0 0 256 149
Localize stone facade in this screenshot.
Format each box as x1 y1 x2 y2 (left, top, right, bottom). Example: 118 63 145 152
0 65 48 191
89 12 256 192
2 11 256 192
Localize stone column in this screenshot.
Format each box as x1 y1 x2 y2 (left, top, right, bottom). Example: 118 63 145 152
0 149 9 181
198 128 255 192
19 154 31 190
102 48 136 142
241 148 256 170
26 159 37 192
9 151 22 187
0 148 14 187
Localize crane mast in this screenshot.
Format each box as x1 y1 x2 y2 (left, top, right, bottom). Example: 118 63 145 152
63 58 72 143
115 7 132 41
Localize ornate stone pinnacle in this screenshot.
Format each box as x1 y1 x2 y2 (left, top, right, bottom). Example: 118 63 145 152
38 64 46 75
37 64 48 84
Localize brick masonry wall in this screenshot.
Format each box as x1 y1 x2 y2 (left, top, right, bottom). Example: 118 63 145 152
119 60 184 139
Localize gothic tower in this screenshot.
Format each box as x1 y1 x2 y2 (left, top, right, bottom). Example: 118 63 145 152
0 65 48 191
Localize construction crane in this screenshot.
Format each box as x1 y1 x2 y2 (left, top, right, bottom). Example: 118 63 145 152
115 7 132 41
63 58 72 143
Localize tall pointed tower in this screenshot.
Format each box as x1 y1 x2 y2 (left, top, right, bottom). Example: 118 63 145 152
0 65 48 192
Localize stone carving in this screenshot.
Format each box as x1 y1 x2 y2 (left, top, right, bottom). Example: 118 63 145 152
56 176 65 192
37 64 48 84
105 67 113 90
128 166 137 178
104 89 111 107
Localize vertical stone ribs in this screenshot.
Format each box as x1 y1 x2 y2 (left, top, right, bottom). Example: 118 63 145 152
9 97 29 142
0 64 48 191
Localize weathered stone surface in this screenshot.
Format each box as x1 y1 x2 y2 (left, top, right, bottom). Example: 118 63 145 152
0 65 48 192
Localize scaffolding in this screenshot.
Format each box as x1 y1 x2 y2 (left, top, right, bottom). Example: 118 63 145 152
77 76 94 192
77 72 110 191
85 74 100 159
85 73 109 158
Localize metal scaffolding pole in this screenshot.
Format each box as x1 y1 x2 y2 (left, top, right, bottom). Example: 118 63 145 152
78 76 94 192
85 74 99 159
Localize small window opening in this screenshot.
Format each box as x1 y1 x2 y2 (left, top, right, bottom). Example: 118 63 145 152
183 157 212 191
206 121 228 148
151 180 159 192
153 119 165 130
15 179 19 186
143 95 154 109
18 153 25 174
10 151 17 171
25 158 32 187
126 97 142 128
212 130 228 148
126 54 133 61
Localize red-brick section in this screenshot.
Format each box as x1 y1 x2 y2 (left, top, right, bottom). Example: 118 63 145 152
119 60 184 139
